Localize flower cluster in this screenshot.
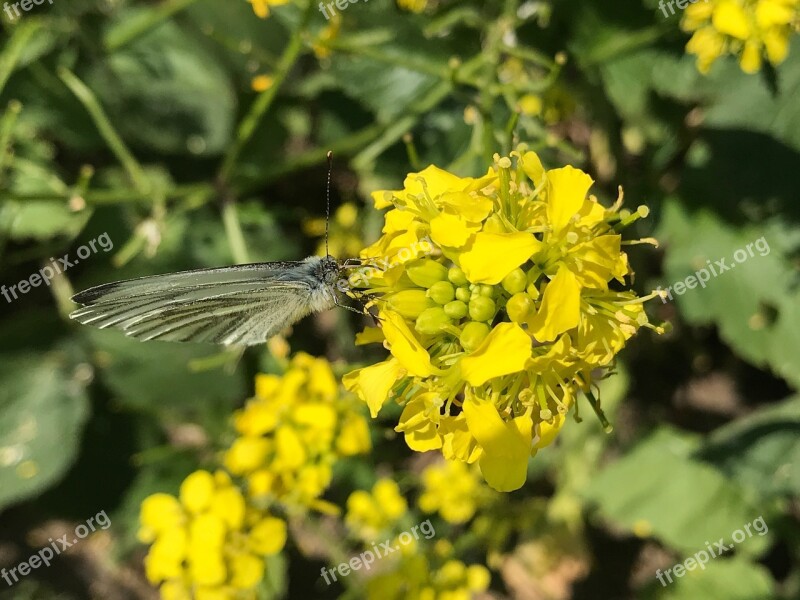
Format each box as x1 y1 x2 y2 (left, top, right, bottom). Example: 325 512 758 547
418 460 493 524
344 148 661 491
365 555 491 600
224 352 371 510
138 470 287 600
345 478 409 540
681 0 799 73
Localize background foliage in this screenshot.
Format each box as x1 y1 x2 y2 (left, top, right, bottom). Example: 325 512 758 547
1 0 799 598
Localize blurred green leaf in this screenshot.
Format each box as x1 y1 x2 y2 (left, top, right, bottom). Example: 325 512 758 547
657 200 800 388
0 354 90 511
697 395 800 500
88 15 235 156
584 426 768 555
644 556 773 600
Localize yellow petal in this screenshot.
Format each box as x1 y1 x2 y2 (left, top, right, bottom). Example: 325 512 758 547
533 414 566 449
395 395 443 451
380 310 439 376
763 28 790 65
518 151 544 186
439 414 481 463
342 359 402 417
712 0 752 39
430 210 480 248
546 166 594 232
459 232 541 284
403 165 496 198
528 265 581 342
740 39 763 73
460 323 531 386
462 397 532 491
756 0 795 28
438 191 494 222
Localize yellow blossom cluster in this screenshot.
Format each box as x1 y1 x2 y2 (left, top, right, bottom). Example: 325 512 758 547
345 478 409 540
418 460 493 524
682 0 799 73
344 148 661 491
224 352 371 510
138 470 287 600
366 555 491 600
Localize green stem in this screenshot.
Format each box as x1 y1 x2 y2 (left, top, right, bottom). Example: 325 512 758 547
0 99 22 183
217 2 314 184
584 389 613 433
0 20 41 94
221 198 250 264
58 67 150 194
105 0 203 51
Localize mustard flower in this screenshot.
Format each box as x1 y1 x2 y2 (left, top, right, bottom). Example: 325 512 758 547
418 460 493 524
345 478 409 540
344 148 662 491
138 470 286 599
366 555 490 600
681 0 799 73
224 352 371 511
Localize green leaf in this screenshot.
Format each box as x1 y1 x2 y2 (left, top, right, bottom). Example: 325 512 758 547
88 13 235 155
0 354 90 510
697 395 800 500
644 556 773 600
583 426 768 555
656 200 800 388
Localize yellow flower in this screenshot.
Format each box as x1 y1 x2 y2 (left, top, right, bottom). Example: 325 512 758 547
682 0 799 74
365 555 490 600
138 470 286 596
346 148 662 491
224 352 371 506
397 0 428 13
247 0 289 19
251 74 273 92
345 479 408 540
418 460 492 524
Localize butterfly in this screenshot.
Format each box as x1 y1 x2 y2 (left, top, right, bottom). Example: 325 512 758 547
70 153 367 347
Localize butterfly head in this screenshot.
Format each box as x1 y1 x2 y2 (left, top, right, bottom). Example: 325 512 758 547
317 255 341 286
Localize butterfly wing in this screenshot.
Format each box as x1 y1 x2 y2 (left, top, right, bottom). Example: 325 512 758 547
69 262 322 346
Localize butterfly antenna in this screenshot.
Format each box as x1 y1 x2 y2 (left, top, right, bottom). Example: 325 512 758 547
325 150 332 258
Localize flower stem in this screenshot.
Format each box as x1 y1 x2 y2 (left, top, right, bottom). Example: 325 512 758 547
584 389 613 433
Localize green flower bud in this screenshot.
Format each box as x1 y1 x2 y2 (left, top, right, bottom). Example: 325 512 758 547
506 292 533 323
428 280 455 305
386 289 435 319
447 266 469 286
526 269 541 300
469 296 496 321
460 321 490 352
443 300 468 319
415 307 451 335
407 259 448 288
479 284 494 297
455 286 471 302
502 268 527 295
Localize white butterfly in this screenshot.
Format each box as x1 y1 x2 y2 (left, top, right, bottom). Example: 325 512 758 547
69 256 349 347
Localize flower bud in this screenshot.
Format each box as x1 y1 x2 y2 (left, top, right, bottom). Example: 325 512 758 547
386 289 435 319
407 259 448 288
443 300 468 319
415 307 451 335
427 281 455 305
479 284 494 297
502 268 527 295
455 286 471 302
506 292 533 323
526 269 541 299
468 296 496 321
447 266 469 286
460 321 490 352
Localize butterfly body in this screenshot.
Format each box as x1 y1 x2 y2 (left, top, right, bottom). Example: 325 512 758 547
70 256 342 347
